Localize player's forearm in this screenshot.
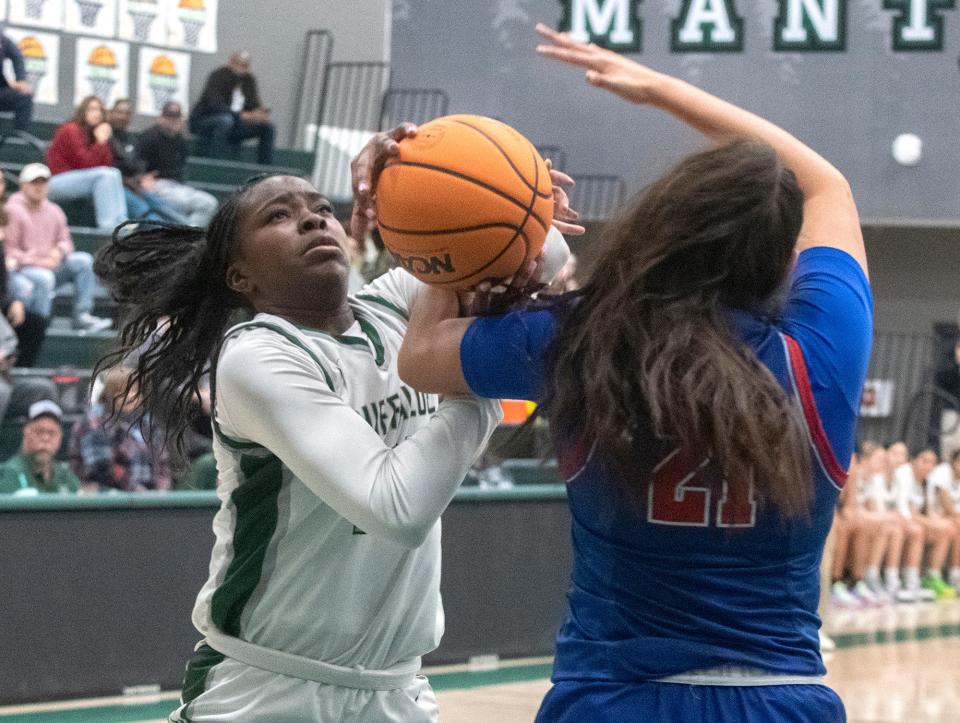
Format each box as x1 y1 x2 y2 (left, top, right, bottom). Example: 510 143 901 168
650 76 845 198
245 390 501 548
399 286 473 395
361 396 501 546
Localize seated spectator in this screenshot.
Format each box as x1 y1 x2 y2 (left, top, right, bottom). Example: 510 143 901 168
106 98 188 225
5 163 112 332
927 449 960 589
45 95 127 233
69 366 170 492
135 101 218 227
189 51 275 165
0 400 79 494
0 172 47 365
0 32 35 136
359 227 394 284
892 447 955 599
0 312 56 420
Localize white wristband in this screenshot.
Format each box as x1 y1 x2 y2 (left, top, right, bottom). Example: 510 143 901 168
537 226 571 286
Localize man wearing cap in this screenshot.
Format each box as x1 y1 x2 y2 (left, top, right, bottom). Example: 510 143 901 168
0 400 79 494
189 50 275 165
4 163 111 333
135 101 218 227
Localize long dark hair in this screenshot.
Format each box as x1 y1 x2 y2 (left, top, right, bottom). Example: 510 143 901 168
93 177 270 459
73 95 103 141
542 139 813 517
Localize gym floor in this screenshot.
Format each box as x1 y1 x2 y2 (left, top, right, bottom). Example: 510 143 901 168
1 602 957 722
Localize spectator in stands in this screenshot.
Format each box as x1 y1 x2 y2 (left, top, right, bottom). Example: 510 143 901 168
45 96 127 233
135 101 218 227
106 98 188 225
0 311 56 421
892 447 955 598
0 400 79 494
926 448 960 589
0 33 34 136
0 172 47 365
5 163 112 332
189 50 275 165
69 366 170 492
360 227 394 284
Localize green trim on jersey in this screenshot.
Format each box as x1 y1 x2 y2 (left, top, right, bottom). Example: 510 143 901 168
355 293 409 321
214 320 337 451
180 642 226 710
294 306 388 368
356 317 386 366
210 453 284 637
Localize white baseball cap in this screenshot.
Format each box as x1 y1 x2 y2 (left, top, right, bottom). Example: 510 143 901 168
19 163 51 184
28 399 63 422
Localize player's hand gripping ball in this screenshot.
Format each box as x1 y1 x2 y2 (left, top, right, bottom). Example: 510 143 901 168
375 114 554 289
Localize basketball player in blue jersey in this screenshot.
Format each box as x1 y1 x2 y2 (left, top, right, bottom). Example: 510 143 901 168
394 25 872 721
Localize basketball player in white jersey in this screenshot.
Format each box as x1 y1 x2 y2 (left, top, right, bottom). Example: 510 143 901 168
93 121 577 721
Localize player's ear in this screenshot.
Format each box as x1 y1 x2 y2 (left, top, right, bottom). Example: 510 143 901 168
226 262 253 296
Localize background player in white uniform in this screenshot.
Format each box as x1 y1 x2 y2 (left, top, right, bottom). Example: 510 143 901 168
93 149 507 721
926 449 960 587
892 448 955 599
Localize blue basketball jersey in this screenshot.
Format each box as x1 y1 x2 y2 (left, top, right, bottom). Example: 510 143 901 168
460 247 872 682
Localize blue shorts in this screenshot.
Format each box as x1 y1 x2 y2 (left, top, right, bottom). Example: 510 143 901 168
535 681 845 722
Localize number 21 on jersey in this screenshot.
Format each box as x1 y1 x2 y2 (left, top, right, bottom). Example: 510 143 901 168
647 448 757 528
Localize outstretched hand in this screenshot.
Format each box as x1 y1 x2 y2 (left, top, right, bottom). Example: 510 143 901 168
535 23 666 105
350 123 418 241
547 160 585 236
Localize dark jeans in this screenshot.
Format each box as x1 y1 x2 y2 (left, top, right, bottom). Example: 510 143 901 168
13 311 47 368
1 302 47 368
190 112 275 165
0 86 34 131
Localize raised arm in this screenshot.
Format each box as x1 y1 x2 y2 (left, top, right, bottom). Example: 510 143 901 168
217 332 501 548
535 23 866 277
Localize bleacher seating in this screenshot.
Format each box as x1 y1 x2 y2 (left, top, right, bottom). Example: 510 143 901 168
0 117 318 466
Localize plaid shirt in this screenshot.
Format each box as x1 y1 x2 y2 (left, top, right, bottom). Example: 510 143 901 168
68 405 171 491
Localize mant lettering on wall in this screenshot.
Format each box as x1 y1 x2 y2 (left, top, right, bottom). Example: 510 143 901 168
558 0 956 52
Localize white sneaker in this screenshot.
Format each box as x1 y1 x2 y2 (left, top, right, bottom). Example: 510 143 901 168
916 586 936 601
852 580 883 606
831 582 862 608
894 587 918 603
73 313 112 333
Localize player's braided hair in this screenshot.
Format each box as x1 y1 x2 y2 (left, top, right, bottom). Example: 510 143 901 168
543 139 814 518
93 175 279 462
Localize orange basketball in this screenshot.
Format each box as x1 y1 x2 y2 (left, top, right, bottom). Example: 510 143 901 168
375 114 554 289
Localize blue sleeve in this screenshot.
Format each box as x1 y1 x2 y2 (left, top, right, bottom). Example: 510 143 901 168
459 307 560 402
779 248 873 463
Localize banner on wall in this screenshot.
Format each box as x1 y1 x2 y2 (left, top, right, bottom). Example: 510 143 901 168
63 0 117 37
117 0 164 44
74 37 129 107
135 45 189 116
7 0 64 29
164 0 216 53
3 27 59 104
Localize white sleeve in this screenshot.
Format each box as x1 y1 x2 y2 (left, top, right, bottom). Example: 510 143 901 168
893 465 913 518
928 464 949 493
216 330 502 548
357 268 424 318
